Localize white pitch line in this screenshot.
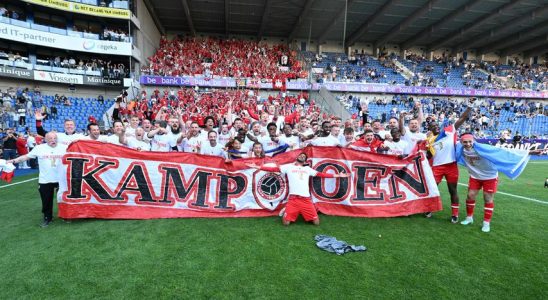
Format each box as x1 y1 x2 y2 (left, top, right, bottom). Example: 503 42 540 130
0 177 38 189
456 182 547 205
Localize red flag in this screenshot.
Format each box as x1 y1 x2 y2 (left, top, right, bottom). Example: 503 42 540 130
0 160 16 183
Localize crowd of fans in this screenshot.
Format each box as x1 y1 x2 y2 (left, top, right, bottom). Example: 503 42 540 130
141 37 306 80
480 59 547 91
38 56 128 78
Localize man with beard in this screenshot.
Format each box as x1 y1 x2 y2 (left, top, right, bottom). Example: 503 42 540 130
311 124 341 147
166 115 183 144
426 106 471 223
349 129 386 153
200 131 225 157
35 110 84 146
178 121 202 153
246 152 349 225
120 127 151 151
148 121 177 152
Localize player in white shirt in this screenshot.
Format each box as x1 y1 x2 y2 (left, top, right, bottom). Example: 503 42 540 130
383 129 409 156
120 127 151 151
85 123 107 142
104 121 125 145
124 115 140 139
200 131 226 158
426 106 471 223
311 126 341 147
342 127 356 147
7 132 67 227
399 107 426 154
148 121 177 152
262 123 290 156
457 133 538 232
35 110 84 146
217 123 233 148
178 122 202 153
246 152 349 225
278 123 301 150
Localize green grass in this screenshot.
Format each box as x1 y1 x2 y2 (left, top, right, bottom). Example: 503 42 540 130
0 163 546 299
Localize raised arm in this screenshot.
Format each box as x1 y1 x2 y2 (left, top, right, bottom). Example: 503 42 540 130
34 109 47 137
455 106 472 130
399 112 406 136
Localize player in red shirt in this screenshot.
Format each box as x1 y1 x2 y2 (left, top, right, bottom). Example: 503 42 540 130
247 152 349 225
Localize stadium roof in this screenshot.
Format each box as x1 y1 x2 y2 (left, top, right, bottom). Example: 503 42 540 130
145 0 548 56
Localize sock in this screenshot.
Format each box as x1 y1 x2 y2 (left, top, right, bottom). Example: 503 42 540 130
466 199 476 217
451 203 459 217
484 202 494 223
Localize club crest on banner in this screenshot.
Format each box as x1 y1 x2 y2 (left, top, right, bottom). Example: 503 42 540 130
252 171 288 210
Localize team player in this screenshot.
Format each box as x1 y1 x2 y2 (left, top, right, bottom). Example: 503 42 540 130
456 133 535 232
35 110 85 146
246 153 349 225
7 132 67 227
426 106 471 223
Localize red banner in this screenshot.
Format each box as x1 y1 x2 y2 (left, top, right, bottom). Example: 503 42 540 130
58 141 441 219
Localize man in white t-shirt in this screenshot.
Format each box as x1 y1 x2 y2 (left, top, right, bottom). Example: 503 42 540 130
178 122 202 153
217 123 232 148
85 123 106 141
104 121 124 145
200 131 226 157
278 123 301 150
246 152 349 226
384 128 409 156
124 115 140 139
148 121 177 152
121 127 151 151
399 106 426 154
311 126 341 147
35 110 84 146
7 132 67 227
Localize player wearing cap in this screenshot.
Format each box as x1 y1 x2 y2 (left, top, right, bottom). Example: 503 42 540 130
246 153 349 225
456 133 535 232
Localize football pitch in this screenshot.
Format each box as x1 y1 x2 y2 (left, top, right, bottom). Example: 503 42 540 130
0 163 546 299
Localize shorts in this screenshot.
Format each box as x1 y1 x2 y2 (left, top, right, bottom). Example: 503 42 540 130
283 195 318 222
432 162 459 184
469 177 498 193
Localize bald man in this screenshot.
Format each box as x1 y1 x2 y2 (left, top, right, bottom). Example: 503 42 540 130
8 132 68 227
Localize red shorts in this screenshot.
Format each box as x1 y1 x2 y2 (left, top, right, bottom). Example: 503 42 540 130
432 162 459 184
469 177 498 193
283 195 318 222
